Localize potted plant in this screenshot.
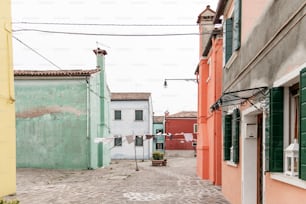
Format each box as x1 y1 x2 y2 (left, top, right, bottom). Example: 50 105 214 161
152 151 167 166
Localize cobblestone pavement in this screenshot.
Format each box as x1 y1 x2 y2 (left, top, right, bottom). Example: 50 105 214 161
5 157 230 204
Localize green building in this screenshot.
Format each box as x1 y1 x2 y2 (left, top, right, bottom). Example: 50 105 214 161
153 116 165 154
14 48 111 169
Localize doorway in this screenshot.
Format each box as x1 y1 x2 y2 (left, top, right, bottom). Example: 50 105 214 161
242 108 263 204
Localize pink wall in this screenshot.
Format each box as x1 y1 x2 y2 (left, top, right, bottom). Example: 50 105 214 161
222 162 242 204
265 174 306 204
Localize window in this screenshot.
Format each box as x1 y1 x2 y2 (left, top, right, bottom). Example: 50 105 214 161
114 110 121 120
193 123 198 133
114 137 122 146
224 0 241 64
135 110 143 121
156 129 163 134
135 136 143 146
289 84 299 143
156 143 164 150
223 108 240 164
266 67 306 181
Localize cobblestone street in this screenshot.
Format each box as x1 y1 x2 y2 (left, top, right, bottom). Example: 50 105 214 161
6 157 230 204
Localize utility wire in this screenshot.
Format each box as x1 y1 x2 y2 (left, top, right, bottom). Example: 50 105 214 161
13 28 210 37
12 35 102 99
13 21 198 27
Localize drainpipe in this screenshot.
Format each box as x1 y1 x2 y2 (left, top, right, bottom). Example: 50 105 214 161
93 48 108 167
86 77 91 169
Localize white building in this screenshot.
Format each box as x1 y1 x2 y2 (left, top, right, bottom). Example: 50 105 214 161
110 92 153 160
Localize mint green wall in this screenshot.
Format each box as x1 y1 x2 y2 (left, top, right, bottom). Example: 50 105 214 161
153 123 165 153
88 73 111 168
15 80 89 169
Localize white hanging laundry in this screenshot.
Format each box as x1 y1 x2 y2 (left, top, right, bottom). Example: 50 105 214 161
126 135 135 144
183 133 193 142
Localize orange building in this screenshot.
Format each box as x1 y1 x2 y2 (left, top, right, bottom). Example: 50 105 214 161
195 6 223 186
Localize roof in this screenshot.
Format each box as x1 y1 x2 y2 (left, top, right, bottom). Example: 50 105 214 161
153 116 164 123
167 111 197 118
14 69 100 77
197 5 216 23
213 0 227 24
111 92 151 101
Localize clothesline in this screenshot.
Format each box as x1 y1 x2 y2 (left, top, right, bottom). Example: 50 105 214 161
94 132 195 144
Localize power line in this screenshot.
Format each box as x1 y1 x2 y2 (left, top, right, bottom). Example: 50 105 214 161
12 35 102 99
13 28 210 37
13 21 198 27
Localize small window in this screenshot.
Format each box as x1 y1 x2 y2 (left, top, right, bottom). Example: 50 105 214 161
193 124 198 133
114 137 122 146
156 143 164 150
114 110 121 120
156 129 163 134
135 136 143 146
135 110 143 121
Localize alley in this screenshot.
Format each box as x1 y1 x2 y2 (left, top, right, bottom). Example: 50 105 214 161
5 157 229 204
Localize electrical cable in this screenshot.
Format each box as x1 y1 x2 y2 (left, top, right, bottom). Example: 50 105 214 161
12 21 198 27
12 28 211 37
12 35 102 98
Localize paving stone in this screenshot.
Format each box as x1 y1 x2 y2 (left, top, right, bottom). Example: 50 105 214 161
5 157 230 204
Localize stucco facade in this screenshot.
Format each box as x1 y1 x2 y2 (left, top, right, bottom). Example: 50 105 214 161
164 111 197 150
0 0 16 197
14 49 111 169
195 26 223 185
110 93 153 160
214 0 306 203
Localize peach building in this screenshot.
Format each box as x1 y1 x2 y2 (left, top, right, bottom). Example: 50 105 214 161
213 0 306 203
195 6 223 186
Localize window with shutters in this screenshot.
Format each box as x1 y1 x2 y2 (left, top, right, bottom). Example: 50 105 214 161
266 67 306 182
223 109 240 164
224 0 241 65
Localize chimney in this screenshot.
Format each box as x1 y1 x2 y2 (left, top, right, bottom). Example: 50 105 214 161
93 48 107 70
197 5 216 57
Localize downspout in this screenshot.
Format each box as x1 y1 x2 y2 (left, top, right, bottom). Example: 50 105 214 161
86 76 91 169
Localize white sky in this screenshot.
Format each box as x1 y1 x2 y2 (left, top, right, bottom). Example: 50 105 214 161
11 0 217 115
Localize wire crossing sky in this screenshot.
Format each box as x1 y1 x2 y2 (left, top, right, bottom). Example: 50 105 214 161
11 0 217 115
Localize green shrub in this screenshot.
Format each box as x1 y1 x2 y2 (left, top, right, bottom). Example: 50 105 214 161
152 151 164 160
0 199 20 204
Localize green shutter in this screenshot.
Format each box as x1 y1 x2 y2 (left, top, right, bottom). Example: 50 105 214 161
299 68 306 180
269 87 284 172
224 114 232 160
265 91 270 171
225 18 233 63
232 109 240 163
233 0 241 51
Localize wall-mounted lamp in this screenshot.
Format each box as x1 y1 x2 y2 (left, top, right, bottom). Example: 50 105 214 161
163 78 197 88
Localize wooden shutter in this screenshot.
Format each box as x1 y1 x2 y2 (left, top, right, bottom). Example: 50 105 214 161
299 68 306 180
224 114 232 160
233 0 241 51
232 109 240 163
265 91 270 171
225 18 233 63
269 87 284 172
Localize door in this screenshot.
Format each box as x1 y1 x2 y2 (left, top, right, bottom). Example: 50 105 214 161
257 114 263 204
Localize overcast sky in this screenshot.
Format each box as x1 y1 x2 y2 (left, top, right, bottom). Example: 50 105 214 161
11 0 217 115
